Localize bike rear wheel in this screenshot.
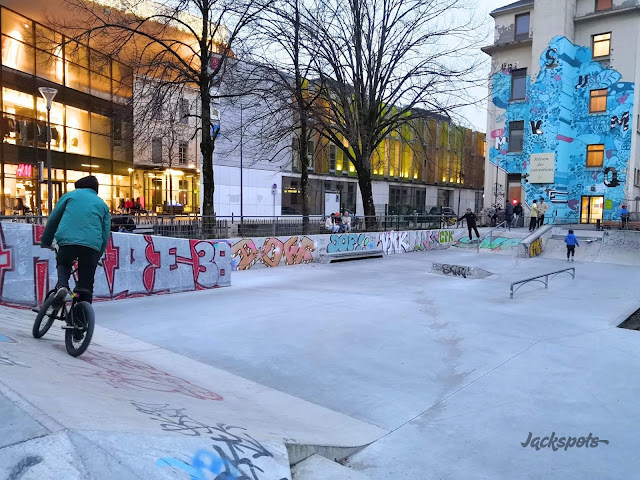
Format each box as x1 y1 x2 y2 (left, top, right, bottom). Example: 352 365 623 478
65 301 95 357
32 290 61 339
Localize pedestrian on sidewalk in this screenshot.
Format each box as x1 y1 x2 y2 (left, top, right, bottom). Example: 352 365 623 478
565 229 579 261
537 198 549 228
505 202 514 230
458 208 480 241
513 202 523 228
529 200 538 231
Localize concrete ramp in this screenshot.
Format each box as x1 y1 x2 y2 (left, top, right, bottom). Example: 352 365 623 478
541 228 640 266
431 263 492 279
0 429 291 480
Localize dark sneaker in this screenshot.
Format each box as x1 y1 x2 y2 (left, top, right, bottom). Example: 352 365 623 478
51 287 68 308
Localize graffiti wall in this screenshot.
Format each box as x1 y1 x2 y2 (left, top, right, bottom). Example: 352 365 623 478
228 229 465 270
489 36 635 222
0 222 231 307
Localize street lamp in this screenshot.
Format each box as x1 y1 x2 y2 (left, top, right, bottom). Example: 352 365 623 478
239 102 259 229
39 87 58 215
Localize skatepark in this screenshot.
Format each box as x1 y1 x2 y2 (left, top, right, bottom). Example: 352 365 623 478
1 223 640 479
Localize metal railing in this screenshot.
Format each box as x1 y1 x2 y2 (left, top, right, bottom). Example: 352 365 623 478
477 220 508 252
510 267 575 299
1 213 462 240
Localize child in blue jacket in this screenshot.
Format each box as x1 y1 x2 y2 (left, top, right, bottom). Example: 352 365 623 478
564 229 579 261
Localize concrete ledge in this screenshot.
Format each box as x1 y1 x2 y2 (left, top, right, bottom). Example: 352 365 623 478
431 263 492 279
317 250 384 264
518 225 553 258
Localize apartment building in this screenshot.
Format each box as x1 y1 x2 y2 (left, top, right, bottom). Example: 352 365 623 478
483 0 640 223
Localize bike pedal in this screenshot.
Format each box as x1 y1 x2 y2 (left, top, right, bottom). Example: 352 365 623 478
61 325 75 330
31 308 40 313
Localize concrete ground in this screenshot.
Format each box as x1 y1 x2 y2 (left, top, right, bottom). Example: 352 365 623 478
2 247 640 478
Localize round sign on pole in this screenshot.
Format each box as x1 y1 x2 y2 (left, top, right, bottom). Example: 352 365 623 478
272 183 277 195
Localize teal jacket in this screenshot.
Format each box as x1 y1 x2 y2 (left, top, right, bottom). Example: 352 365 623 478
41 188 111 254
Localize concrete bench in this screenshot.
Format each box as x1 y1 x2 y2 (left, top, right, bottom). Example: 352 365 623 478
318 249 384 263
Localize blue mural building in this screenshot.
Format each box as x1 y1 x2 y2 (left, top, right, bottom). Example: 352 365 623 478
489 36 634 223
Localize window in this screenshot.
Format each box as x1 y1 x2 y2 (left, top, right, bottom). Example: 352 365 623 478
586 144 604 167
151 93 163 120
329 144 336 171
580 196 604 224
508 121 524 152
634 168 640 187
179 98 189 124
152 137 162 163
596 0 612 11
515 13 530 41
592 33 611 58
510 69 527 101
589 89 608 113
178 141 188 165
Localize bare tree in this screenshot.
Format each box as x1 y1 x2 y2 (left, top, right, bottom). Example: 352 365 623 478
305 0 485 228
55 0 268 227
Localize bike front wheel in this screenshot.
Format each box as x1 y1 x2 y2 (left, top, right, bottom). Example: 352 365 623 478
32 290 60 339
65 301 95 357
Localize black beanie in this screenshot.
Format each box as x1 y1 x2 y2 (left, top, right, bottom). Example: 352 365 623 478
75 175 99 193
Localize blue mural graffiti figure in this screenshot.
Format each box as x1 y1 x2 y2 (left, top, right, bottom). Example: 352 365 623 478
489 36 634 223
157 449 244 480
327 233 369 253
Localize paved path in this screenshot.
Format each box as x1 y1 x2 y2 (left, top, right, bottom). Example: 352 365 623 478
2 248 640 478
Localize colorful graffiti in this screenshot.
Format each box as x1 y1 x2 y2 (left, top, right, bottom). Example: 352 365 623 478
489 36 634 222
454 236 521 251
0 222 231 307
231 236 316 270
228 229 464 270
60 347 224 401
327 233 370 253
529 237 543 257
132 402 288 480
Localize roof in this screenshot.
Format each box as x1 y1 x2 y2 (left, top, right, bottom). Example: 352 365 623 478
490 0 534 16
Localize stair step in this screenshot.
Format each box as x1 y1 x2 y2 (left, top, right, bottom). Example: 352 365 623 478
292 454 370 480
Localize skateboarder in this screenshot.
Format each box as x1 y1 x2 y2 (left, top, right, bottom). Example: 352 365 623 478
565 229 579 261
458 208 480 241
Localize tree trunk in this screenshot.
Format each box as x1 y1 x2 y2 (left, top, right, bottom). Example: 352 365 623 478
300 125 310 234
356 161 376 230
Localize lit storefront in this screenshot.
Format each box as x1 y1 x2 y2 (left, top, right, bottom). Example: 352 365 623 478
0 6 134 214
130 167 200 214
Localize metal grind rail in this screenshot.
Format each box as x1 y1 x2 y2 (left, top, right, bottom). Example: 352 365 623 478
510 268 575 299
477 220 508 252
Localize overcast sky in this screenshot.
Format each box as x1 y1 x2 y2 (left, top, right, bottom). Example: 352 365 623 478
461 0 518 132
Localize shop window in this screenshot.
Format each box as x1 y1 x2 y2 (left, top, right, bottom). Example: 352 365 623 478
35 24 62 53
152 137 162 163
589 89 607 113
65 105 90 132
596 0 612 10
1 35 35 74
592 33 611 58
66 127 90 155
3 87 35 118
65 40 88 68
35 49 63 84
1 9 33 45
91 133 111 159
90 71 112 101
510 68 527 101
581 196 603 224
66 63 90 94
515 13 530 41
508 121 524 152
586 144 604 167
90 112 111 135
178 141 188 165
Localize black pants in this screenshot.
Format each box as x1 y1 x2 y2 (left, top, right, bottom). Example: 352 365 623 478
529 217 537 230
56 245 102 303
538 215 545 228
467 225 480 240
567 245 575 259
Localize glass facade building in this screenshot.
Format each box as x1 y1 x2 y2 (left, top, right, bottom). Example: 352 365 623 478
1 6 135 215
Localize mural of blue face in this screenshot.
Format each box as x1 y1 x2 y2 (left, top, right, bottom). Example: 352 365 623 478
489 36 634 221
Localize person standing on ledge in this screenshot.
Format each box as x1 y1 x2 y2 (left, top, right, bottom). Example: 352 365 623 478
537 197 549 228
529 200 539 231
458 208 480 242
